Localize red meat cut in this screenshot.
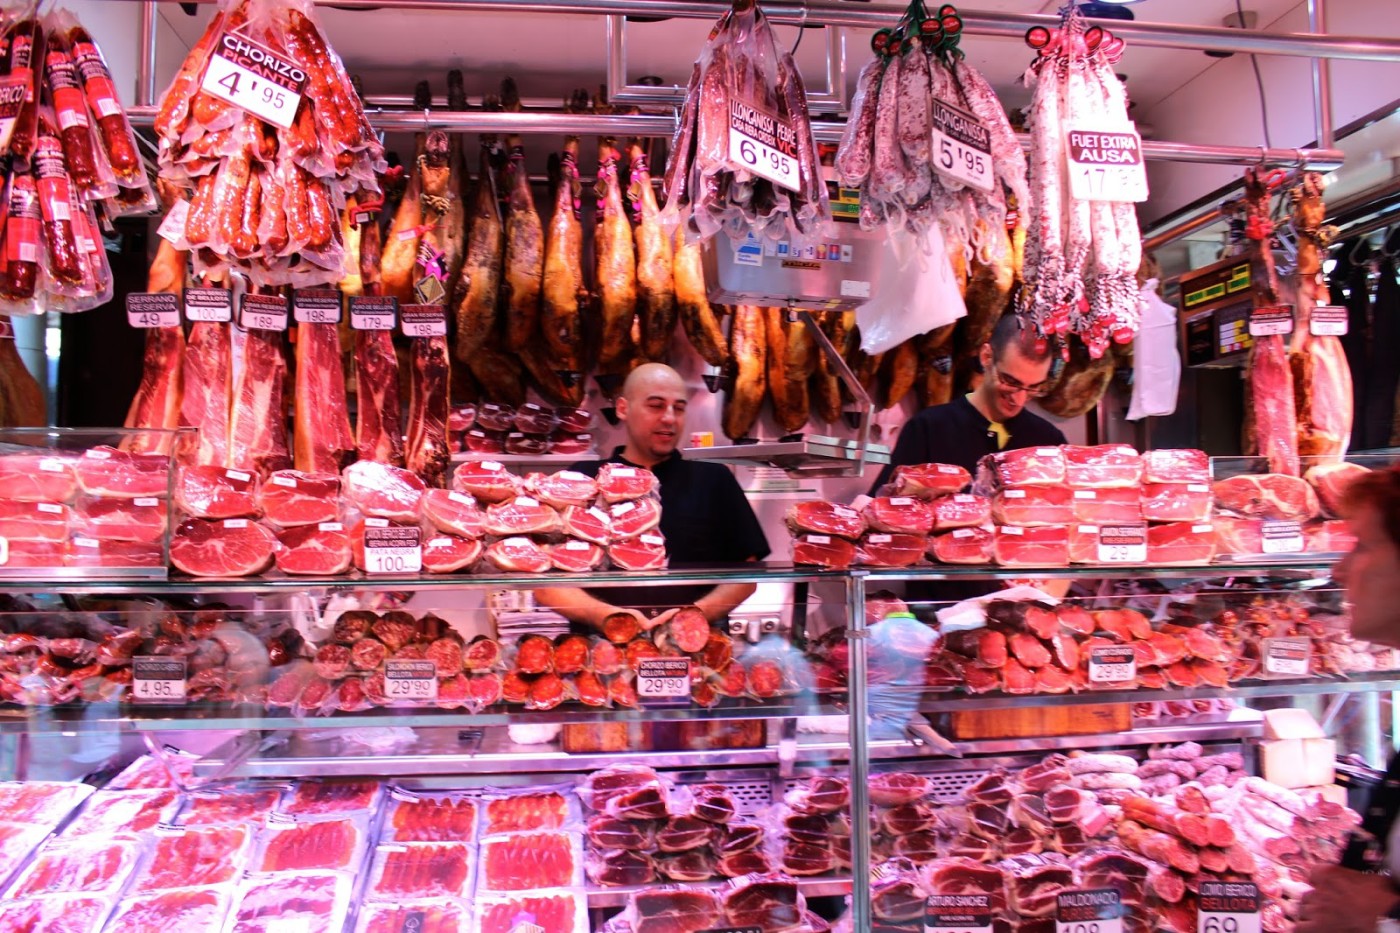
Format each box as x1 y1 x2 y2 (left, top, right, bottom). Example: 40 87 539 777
258 470 340 527
1063 444 1143 488
484 496 562 536
785 500 866 540
525 470 598 509
609 533 668 571
855 533 926 568
484 536 551 573
423 534 484 572
420 489 486 538
992 486 1074 526
475 403 515 432
343 461 426 521
596 463 659 502
1142 448 1210 484
175 465 259 519
71 495 168 543
464 430 506 454
863 497 935 535
886 462 971 498
993 525 1069 567
0 540 64 567
560 505 613 545
722 874 805 931
513 403 557 434
452 460 519 503
0 500 69 541
1070 487 1142 524
932 494 990 531
632 888 723 933
1147 522 1218 565
74 448 170 498
548 431 593 455
1304 461 1370 517
170 518 275 576
792 534 856 569
555 406 593 433
67 538 164 568
505 434 548 456
930 527 994 564
1069 524 1100 563
0 454 76 502
610 497 662 538
275 523 351 575
547 540 605 572
1213 474 1319 521
1141 483 1212 523
978 447 1067 488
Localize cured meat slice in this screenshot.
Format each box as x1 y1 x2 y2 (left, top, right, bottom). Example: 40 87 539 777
359 900 473 933
632 888 723 933
483 792 570 835
993 486 1074 526
479 831 581 891
548 431 593 455
689 784 736 824
71 495 167 542
546 539 605 572
1063 444 1144 488
855 532 926 568
388 793 477 841
525 470 597 509
228 328 292 477
0 500 69 541
275 523 351 575
555 407 593 434
656 850 718 882
930 526 994 564
785 500 866 539
1068 523 1100 564
451 460 519 503
258 470 340 527
932 494 991 531
1142 449 1209 484
1214 473 1320 520
560 505 613 545
886 462 971 497
404 333 453 489
0 895 109 932
476 893 583 933
1249 332 1300 476
1213 516 1262 556
1070 487 1142 524
420 488 486 538
513 404 557 435
657 815 715 852
870 772 932 806
107 887 231 932
791 533 856 569
863 496 935 535
343 461 426 521
354 329 404 467
610 496 662 538
484 496 562 536
464 636 503 671
180 789 282 826
978 447 1067 488
170 518 275 576
229 871 349 933
1141 482 1212 523
1147 522 1217 565
11 835 142 896
1307 519 1356 553
423 534 483 573
66 788 179 836
609 533 668 571
596 463 659 502
73 448 169 498
722 874 805 931
506 434 548 455
786 776 849 814
0 455 77 502
368 842 472 897
175 464 259 519
484 536 551 573
1306 461 1369 516
994 525 1070 567
134 824 250 890
259 818 362 872
718 849 770 878
588 848 656 887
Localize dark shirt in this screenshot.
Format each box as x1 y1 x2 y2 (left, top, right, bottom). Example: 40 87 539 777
1343 749 1400 870
571 447 771 612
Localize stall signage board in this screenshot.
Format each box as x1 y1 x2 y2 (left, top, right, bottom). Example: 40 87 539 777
362 524 422 574
1056 889 1123 933
1260 520 1304 555
925 893 993 932
126 293 180 328
1198 881 1260 933
1097 524 1147 563
384 659 436 701
184 286 232 323
200 29 306 130
349 296 398 331
1262 637 1311 677
637 658 691 700
728 100 800 192
1309 305 1348 336
931 100 993 193
1066 124 1148 202
240 294 289 332
293 289 341 325
1088 645 1137 684
132 656 187 702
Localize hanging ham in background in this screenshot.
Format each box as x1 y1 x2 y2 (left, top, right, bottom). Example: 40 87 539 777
1242 167 1300 476
180 280 233 468
353 178 404 467
594 137 637 380
628 140 676 363
122 182 188 454
723 306 766 441
500 79 544 353
293 311 355 474
228 314 292 477
540 130 587 385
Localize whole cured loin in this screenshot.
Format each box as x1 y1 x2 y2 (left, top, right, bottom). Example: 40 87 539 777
342 461 426 522
170 518 275 576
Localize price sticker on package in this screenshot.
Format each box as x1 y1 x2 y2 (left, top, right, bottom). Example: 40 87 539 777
1097 524 1147 563
1088 645 1137 685
1260 520 1304 555
401 304 447 338
384 659 436 702
1056 889 1123 933
1310 305 1348 336
199 29 306 130
132 656 187 703
1263 637 1311 677
637 658 691 699
931 100 993 193
1066 124 1148 203
1248 305 1294 337
362 524 422 574
184 286 232 323
925 893 993 933
126 293 180 328
0 74 27 154
728 100 801 193
1198 881 1260 933
240 294 288 332
349 295 398 331
293 288 341 325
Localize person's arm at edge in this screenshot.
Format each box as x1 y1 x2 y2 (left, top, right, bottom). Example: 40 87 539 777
870 410 930 495
534 586 641 632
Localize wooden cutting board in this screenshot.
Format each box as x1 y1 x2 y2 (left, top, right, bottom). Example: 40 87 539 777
948 703 1131 740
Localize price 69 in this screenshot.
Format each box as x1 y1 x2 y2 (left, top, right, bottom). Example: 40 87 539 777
1202 919 1245 933
939 138 985 176
737 137 791 177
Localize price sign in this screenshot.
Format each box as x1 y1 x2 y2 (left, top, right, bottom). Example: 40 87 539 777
362 523 422 574
199 29 307 130
1198 882 1260 933
184 286 232 323
1056 889 1123 933
1310 305 1348 337
126 292 180 328
401 304 447 338
931 100 993 193
0 74 26 153
132 656 187 703
637 658 691 699
1088 645 1137 684
293 288 341 325
240 294 288 332
1097 524 1147 563
384 659 437 702
1263 637 1311 677
349 295 398 331
1066 125 1148 203
925 893 993 933
1260 520 1305 555
1248 306 1294 337
728 99 801 193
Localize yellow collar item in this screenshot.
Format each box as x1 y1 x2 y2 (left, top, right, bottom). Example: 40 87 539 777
966 393 1010 449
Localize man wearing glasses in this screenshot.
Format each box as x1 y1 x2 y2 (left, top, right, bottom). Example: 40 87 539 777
871 313 1066 491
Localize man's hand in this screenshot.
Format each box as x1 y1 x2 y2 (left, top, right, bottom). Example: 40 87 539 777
1297 865 1400 933
644 607 679 632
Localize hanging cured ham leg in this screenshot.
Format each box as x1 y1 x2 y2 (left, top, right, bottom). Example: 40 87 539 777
353 180 404 467
294 315 355 474
229 314 292 477
123 185 190 454
1242 167 1300 476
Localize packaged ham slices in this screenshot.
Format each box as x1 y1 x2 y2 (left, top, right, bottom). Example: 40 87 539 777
475 890 587 933
382 790 477 844
480 786 578 836
0 894 112 933
477 831 583 892
106 885 232 932
281 779 381 818
365 842 475 900
354 898 471 933
228 871 351 933
254 815 368 873
65 788 179 837
130 824 252 892
8 835 142 897
176 787 283 826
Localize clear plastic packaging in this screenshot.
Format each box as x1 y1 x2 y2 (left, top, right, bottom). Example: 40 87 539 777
178 788 284 827
255 815 367 873
8 835 143 897
107 751 198 790
225 870 351 933
477 831 584 892
365 842 475 900
0 822 58 888
0 780 94 826
0 893 113 932
65 788 180 836
355 898 471 933
381 789 477 844
479 785 578 836
474 890 588 933
280 779 382 818
132 824 252 892
106 884 232 932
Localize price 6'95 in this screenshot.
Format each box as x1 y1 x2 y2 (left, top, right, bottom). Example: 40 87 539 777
737 137 791 179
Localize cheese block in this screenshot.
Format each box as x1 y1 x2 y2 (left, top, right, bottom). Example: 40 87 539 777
1260 737 1336 789
1263 708 1325 740
1309 784 1350 806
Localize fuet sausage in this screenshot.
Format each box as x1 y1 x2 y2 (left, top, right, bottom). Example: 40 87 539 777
33 117 81 286
67 25 138 182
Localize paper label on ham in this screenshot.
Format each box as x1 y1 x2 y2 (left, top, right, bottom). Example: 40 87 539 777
0 537 7 565
132 656 187 703
1198 881 1260 933
1097 524 1147 563
926 893 993 931
1088 645 1137 684
271 475 297 488
184 287 232 322
134 498 160 507
1248 306 1294 337
401 304 447 338
1066 123 1148 203
34 502 62 514
239 294 288 332
200 29 306 130
1003 490 1027 499
931 99 994 194
126 293 180 329
292 289 342 325
384 659 436 701
318 522 343 531
1262 637 1311 677
363 525 422 574
348 295 397 331
1055 888 1123 933
1260 520 1304 555
1310 305 1348 337
637 658 690 698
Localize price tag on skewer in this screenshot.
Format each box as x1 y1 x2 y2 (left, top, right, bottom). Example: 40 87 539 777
1197 881 1260 933
1065 123 1148 203
1309 305 1348 336
931 100 994 193
362 522 422 574
1088 645 1137 684
637 658 691 700
292 288 342 325
401 304 447 338
1056 889 1123 933
384 659 436 702
132 656 187 703
1260 520 1305 555
727 99 801 193
239 294 289 332
349 296 398 331
925 893 993 933
184 286 232 323
126 293 180 328
199 28 307 130
1262 637 1311 677
1248 306 1294 337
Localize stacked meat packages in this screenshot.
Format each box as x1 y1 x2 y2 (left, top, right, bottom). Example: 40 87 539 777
847 744 1357 933
1213 461 1366 559
0 780 94 925
0 12 152 316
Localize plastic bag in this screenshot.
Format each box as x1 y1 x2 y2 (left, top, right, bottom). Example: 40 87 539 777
857 220 967 354
1126 278 1181 420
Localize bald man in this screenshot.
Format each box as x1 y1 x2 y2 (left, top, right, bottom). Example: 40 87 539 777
536 364 770 632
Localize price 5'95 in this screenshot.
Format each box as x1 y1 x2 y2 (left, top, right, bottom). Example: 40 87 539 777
939 138 986 177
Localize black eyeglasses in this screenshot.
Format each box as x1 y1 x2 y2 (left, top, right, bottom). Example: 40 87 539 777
988 359 1051 397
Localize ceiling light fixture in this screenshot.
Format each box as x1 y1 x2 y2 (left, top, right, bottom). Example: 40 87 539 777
1078 2 1137 20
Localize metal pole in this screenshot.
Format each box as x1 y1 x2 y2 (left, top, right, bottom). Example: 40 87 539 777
1143 206 1227 253
1308 0 1335 148
846 570 871 933
137 0 158 108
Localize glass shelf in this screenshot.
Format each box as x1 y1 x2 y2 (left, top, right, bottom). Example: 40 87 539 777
861 557 1338 582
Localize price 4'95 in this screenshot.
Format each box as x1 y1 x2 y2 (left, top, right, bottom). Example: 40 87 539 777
213 69 287 113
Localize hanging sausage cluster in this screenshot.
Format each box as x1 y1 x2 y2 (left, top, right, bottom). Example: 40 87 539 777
155 0 385 288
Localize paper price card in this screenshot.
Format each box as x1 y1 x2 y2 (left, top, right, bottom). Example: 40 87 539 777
239 294 289 332
363 524 422 574
1198 881 1260 933
384 659 437 701
1309 305 1348 336
1248 306 1294 337
0 74 25 153
132 656 187 703
199 29 306 130
184 286 232 323
1088 645 1137 685
698 928 762 933
1260 520 1304 555
349 295 398 331
1097 524 1147 563
637 658 691 699
126 292 180 328
1056 889 1123 933
1066 125 1148 203
1262 637 1311 677
931 100 993 193
401 304 447 338
728 100 801 193
924 893 993 933
292 288 342 325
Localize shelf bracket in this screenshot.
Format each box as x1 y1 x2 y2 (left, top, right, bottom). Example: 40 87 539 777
794 306 873 479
